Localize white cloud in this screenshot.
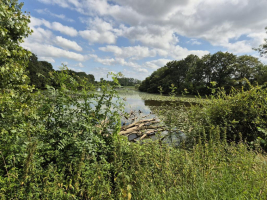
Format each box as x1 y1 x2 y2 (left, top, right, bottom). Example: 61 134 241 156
30 17 51 28
89 54 148 73
112 0 187 18
121 69 150 80
80 30 116 44
79 18 117 44
138 68 148 73
55 36 83 51
76 62 85 68
99 45 159 60
23 42 86 61
170 45 209 60
90 67 114 81
121 25 179 49
28 27 54 44
39 57 56 63
51 22 78 37
30 17 78 37
222 41 253 54
187 39 201 45
23 22 86 63
35 8 74 22
88 17 113 32
144 59 172 69
69 67 83 72
38 0 70 8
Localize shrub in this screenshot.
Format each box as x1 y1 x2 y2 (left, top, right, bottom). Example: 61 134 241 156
183 82 267 149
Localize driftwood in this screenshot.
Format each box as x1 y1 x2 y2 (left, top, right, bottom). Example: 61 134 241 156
121 118 156 130
119 118 165 141
119 119 159 135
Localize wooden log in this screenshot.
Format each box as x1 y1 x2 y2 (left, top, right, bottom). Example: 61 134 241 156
119 119 158 135
123 118 156 129
140 134 147 140
119 124 158 135
119 126 139 135
120 126 165 136
139 125 163 130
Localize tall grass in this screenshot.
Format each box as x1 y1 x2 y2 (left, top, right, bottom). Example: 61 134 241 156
113 132 267 200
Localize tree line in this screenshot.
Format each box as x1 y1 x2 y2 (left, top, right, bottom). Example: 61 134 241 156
27 54 142 89
139 52 267 95
117 77 141 86
27 54 95 89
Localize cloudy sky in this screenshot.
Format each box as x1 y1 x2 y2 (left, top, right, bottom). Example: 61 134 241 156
20 0 267 80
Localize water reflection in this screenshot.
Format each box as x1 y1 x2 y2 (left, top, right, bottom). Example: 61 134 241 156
118 88 194 115
117 88 190 145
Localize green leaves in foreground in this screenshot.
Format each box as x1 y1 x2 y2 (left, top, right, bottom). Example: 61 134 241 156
0 65 124 199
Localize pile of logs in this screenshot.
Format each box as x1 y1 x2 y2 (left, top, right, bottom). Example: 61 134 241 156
119 118 164 142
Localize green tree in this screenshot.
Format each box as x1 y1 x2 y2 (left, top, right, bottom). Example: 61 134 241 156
27 54 55 88
0 0 32 90
254 64 267 85
210 51 236 90
233 55 264 89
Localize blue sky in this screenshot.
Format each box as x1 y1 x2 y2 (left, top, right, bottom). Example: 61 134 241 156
19 0 267 80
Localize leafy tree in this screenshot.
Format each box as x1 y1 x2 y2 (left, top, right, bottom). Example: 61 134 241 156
0 0 32 90
27 54 55 89
209 52 236 90
26 54 95 89
254 64 267 85
139 52 266 95
118 77 141 86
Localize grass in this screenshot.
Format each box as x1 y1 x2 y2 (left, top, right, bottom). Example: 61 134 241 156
114 135 267 200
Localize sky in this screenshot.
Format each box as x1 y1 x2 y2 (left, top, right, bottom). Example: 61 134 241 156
19 0 267 81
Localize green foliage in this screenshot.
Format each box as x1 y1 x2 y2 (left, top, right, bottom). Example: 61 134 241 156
113 136 267 199
1 1 267 199
0 0 32 90
27 54 55 89
139 52 267 95
170 83 267 149
0 65 123 198
26 54 95 89
117 77 141 86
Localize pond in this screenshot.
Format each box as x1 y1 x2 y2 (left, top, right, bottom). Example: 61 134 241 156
116 88 196 122
116 88 197 144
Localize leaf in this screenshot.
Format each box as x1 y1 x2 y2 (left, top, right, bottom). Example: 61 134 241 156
257 127 267 136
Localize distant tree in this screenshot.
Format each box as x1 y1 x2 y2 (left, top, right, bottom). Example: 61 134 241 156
27 54 55 88
209 52 236 90
254 64 267 85
118 77 142 86
234 55 261 81
26 54 95 89
139 52 266 95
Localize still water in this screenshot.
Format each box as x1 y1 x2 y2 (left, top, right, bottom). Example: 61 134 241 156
116 88 193 121
116 88 191 144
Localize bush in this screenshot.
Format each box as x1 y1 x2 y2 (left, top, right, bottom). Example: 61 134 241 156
182 82 267 149
0 67 124 199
